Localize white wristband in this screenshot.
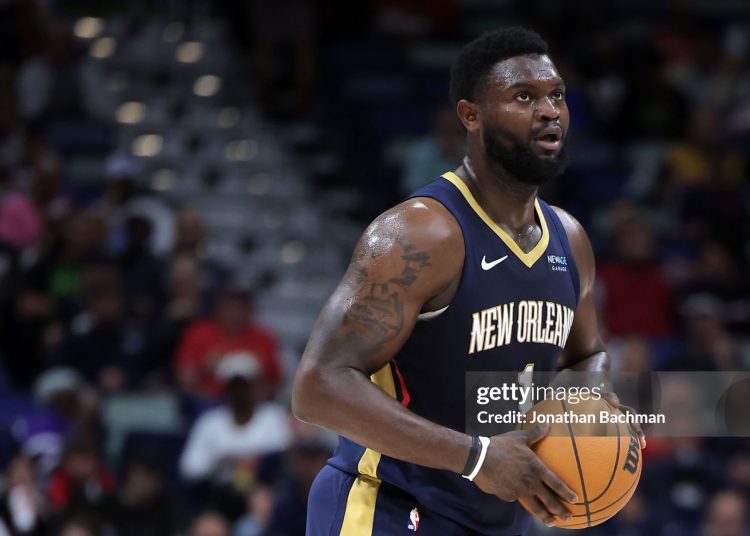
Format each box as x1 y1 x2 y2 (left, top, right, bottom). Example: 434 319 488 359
462 436 490 481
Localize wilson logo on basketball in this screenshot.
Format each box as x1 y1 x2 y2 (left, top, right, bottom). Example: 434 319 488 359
622 435 640 475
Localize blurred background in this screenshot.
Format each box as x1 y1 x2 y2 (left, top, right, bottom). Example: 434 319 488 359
0 0 748 534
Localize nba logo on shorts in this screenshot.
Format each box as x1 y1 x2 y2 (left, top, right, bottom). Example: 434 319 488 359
408 507 420 531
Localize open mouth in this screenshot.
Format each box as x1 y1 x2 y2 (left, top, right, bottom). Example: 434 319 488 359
532 130 562 152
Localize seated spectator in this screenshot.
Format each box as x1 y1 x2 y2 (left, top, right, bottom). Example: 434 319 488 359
59 260 150 391
47 439 115 517
638 437 722 532
232 485 273 536
57 518 98 536
675 294 743 371
14 21 109 127
174 287 282 399
702 489 748 536
0 71 24 173
399 106 465 196
151 255 211 386
117 214 165 326
101 453 176 536
725 448 750 496
0 192 42 251
22 208 105 315
3 209 104 387
172 206 229 302
681 242 750 334
663 109 745 191
179 353 291 518
609 336 653 372
0 454 49 535
262 440 329 536
189 511 230 536
659 109 748 252
1 285 61 388
597 210 675 338
93 153 175 258
616 58 689 141
13 367 98 480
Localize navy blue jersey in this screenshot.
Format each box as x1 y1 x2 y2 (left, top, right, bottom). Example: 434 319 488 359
327 173 580 535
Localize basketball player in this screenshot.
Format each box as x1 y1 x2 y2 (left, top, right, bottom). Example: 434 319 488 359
293 27 646 535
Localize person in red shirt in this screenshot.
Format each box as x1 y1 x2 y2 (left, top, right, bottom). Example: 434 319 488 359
597 211 674 338
47 440 116 514
174 287 282 398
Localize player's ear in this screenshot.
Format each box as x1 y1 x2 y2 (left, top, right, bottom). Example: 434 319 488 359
456 99 480 133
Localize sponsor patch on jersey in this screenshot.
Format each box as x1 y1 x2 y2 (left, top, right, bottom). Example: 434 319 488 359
547 254 568 272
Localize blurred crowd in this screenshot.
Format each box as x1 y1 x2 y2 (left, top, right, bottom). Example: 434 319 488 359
0 0 748 535
0 1 334 535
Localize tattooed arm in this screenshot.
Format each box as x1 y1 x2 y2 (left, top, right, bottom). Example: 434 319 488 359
292 197 472 473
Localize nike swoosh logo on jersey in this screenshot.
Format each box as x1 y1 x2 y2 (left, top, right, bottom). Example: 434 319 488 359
481 255 509 270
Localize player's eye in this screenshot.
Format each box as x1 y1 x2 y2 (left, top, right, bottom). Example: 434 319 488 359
515 93 530 102
552 89 565 100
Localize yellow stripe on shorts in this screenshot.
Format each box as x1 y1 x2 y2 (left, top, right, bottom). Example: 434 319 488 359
339 364 397 535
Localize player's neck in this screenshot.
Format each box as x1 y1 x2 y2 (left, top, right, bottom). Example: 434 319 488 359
461 154 539 231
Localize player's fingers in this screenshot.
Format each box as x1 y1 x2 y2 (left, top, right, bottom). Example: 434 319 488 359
539 464 578 504
607 395 648 450
535 484 573 522
618 405 647 450
627 421 647 450
522 496 557 527
523 423 550 446
632 424 645 442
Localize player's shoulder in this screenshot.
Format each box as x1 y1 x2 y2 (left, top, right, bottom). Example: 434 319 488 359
549 204 585 238
362 196 463 253
548 204 591 251
351 197 464 290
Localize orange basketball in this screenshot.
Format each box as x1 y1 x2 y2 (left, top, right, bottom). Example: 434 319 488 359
516 396 642 529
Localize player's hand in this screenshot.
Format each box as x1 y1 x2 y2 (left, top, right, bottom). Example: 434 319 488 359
473 423 578 527
602 391 646 450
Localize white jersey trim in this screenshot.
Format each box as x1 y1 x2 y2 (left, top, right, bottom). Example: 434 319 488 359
418 305 449 321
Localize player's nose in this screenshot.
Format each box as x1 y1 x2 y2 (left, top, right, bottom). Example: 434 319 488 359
535 97 560 122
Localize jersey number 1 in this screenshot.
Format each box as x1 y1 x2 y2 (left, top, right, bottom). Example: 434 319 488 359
518 363 534 413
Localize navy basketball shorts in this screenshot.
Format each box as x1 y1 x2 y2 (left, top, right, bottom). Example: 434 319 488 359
307 464 474 535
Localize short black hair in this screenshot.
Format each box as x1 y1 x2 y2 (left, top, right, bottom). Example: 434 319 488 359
449 27 549 106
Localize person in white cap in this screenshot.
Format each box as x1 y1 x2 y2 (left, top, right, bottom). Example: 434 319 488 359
92 152 175 257
179 351 291 494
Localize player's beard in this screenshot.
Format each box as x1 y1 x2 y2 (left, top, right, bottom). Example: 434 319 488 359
482 123 568 185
